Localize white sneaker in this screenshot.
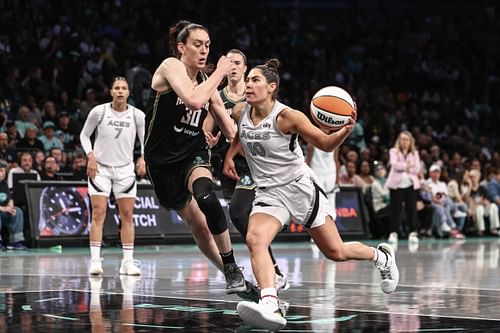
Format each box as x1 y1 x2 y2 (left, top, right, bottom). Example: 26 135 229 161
237 301 287 331
441 222 452 233
120 275 140 293
375 243 399 294
388 232 398 244
408 232 419 244
453 210 467 218
275 273 290 292
89 276 103 292
89 259 103 276
119 259 141 276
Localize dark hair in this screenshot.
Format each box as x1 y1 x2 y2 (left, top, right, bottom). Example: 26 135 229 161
50 147 62 155
0 159 7 169
227 49 247 65
169 20 208 58
254 59 281 100
111 76 128 88
73 150 86 160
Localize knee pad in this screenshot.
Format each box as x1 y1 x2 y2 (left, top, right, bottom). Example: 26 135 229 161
193 177 227 235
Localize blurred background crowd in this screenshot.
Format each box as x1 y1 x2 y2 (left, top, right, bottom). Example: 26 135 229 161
0 0 498 244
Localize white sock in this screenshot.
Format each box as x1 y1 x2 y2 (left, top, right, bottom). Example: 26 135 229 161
122 243 134 261
90 242 101 261
260 287 278 310
372 247 387 266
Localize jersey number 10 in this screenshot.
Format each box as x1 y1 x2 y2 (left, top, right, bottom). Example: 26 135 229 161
247 142 266 157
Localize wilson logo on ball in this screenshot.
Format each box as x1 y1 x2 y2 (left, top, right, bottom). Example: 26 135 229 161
316 113 345 125
310 86 354 130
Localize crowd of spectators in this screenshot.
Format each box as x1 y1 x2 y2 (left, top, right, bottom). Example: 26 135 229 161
0 0 499 243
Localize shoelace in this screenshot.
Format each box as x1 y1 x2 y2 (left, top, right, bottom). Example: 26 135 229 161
380 266 392 280
225 264 244 276
275 275 289 289
378 249 392 280
278 300 290 316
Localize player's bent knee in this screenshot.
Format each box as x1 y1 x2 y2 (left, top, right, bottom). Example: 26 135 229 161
245 232 268 252
192 177 228 235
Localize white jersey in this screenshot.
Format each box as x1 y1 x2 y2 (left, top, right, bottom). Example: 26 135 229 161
239 101 307 188
310 147 336 192
80 103 145 167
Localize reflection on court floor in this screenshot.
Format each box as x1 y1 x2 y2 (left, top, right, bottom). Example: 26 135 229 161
0 239 499 332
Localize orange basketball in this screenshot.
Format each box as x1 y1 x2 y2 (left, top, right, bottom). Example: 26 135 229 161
310 86 354 130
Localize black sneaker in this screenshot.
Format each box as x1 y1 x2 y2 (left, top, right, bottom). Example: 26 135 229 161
237 280 260 303
224 263 247 294
7 242 26 250
0 241 5 251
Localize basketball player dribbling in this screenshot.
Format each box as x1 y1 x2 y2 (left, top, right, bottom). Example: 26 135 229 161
205 49 289 292
80 77 145 276
224 59 399 331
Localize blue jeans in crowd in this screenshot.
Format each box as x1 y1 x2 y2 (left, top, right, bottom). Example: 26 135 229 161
0 207 25 243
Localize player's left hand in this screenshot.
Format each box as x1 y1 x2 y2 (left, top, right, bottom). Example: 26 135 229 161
205 130 221 148
136 157 146 177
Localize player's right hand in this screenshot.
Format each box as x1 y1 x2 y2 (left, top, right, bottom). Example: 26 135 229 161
223 156 240 181
87 154 98 179
216 55 232 76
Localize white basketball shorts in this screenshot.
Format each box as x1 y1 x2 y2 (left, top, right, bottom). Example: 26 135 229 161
88 162 136 199
250 173 336 229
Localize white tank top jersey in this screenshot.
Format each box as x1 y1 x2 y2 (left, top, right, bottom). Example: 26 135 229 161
310 148 336 180
80 103 145 167
239 100 307 188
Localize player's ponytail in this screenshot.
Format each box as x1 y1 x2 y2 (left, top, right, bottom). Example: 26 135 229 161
254 58 281 100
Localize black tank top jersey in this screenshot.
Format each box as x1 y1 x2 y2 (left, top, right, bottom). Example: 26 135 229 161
145 72 209 165
215 87 249 174
212 87 246 155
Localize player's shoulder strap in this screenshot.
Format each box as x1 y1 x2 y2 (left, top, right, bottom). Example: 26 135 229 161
130 104 142 128
97 103 108 125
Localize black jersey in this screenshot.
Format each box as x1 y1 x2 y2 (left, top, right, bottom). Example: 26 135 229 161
144 73 209 165
212 86 249 175
220 86 246 116
212 87 246 155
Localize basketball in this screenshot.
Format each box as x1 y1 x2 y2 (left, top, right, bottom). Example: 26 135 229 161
310 86 355 130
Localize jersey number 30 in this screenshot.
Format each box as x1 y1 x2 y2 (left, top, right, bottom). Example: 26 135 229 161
180 109 202 127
